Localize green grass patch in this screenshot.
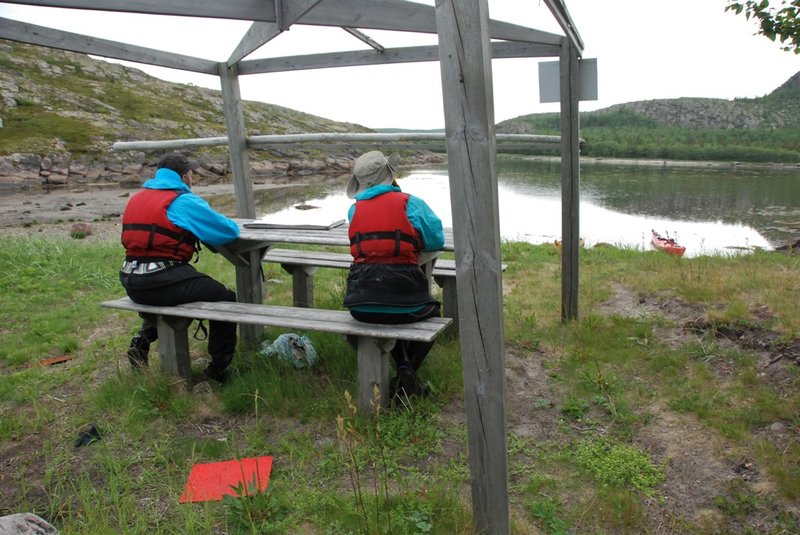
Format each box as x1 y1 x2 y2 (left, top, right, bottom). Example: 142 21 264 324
1 231 799 532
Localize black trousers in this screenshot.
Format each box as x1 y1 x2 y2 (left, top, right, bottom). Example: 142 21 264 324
123 267 237 370
349 302 440 372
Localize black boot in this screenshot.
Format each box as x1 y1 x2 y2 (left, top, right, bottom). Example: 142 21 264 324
127 335 149 369
203 353 234 384
391 366 430 402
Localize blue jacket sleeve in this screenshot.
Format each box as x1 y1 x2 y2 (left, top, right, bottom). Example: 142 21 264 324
406 195 444 251
167 193 240 246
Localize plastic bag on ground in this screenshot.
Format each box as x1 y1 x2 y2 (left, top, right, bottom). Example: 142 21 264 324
259 333 318 369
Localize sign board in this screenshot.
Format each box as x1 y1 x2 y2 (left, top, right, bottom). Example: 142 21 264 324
538 58 598 103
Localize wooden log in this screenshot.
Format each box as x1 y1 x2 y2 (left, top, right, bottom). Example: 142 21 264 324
112 132 565 152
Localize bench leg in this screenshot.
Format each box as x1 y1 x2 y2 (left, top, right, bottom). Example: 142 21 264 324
283 265 317 308
155 315 193 389
435 276 459 334
356 337 394 415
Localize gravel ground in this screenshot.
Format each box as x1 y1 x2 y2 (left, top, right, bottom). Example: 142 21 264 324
0 182 290 240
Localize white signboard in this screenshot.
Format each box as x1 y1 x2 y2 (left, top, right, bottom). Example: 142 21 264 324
538 58 598 103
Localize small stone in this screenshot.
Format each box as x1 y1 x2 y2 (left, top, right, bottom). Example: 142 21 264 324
0 513 59 534
70 223 93 238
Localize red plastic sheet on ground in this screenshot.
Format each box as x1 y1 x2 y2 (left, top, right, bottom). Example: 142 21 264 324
180 456 273 503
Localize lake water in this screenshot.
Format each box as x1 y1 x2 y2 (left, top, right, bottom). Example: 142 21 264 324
248 158 800 258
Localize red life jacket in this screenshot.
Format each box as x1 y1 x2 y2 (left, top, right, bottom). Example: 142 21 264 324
121 189 198 262
349 191 422 265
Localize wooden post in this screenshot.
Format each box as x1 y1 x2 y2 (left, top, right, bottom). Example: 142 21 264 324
218 62 255 220
218 62 263 345
288 265 317 308
356 337 392 415
559 39 580 322
155 316 192 388
434 274 459 333
435 1 510 533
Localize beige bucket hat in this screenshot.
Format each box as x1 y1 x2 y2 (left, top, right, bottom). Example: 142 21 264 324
346 151 399 198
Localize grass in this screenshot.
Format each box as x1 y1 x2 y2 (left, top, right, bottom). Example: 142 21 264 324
0 227 799 534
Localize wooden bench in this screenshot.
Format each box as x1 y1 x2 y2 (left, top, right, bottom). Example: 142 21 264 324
262 248 506 332
101 297 451 415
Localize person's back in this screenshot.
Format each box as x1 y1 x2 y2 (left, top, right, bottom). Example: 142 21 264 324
343 151 444 402
119 153 240 383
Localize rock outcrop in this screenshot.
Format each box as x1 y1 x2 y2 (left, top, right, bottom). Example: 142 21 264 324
2 39 428 190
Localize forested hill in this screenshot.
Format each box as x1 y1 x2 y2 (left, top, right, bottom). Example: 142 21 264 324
497 71 800 163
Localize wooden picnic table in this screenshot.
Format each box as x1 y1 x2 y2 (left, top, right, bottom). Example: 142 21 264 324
207 219 455 343
214 219 454 265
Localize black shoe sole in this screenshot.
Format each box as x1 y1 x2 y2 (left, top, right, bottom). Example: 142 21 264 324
203 367 228 384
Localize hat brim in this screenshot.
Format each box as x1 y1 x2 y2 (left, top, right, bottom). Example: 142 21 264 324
346 174 361 199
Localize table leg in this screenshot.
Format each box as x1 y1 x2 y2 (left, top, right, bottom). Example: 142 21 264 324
236 248 266 347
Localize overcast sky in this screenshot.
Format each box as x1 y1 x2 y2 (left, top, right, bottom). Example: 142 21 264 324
2 0 798 129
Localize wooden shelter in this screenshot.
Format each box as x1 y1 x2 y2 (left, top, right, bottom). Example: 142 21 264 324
0 1 586 532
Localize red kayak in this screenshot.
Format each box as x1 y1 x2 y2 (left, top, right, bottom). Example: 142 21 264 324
651 230 686 257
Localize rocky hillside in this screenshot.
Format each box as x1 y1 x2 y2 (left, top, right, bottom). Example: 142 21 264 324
597 71 800 130
496 71 800 163
2 37 797 189
499 71 800 133
0 39 388 189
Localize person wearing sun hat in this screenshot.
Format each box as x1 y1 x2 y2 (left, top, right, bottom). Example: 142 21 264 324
344 151 445 402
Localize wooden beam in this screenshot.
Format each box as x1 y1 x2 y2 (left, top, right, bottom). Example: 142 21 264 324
295 0 565 44
3 0 563 43
239 41 560 75
0 17 217 74
240 44 439 73
491 40 562 59
342 27 385 53
227 0 323 65
218 62 263 345
436 0 509 533
228 23 283 66
0 0 277 21
218 63 255 220
559 38 581 321
544 0 584 53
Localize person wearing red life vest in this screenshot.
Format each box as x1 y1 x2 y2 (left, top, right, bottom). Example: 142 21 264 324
119 153 240 383
343 151 444 401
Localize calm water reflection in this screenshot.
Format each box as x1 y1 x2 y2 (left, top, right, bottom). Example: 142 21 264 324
234 158 800 258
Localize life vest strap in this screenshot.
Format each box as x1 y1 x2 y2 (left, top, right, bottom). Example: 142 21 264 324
351 229 420 257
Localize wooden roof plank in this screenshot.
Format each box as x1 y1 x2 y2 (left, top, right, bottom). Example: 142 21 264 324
3 0 564 44
0 16 217 73
228 22 283 66
227 0 323 65
238 41 560 74
0 0 275 21
543 0 584 52
342 27 385 53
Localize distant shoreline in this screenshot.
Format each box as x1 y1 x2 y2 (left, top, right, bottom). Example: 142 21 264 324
515 155 800 170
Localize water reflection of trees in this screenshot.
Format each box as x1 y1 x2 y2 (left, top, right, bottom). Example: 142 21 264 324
497 159 800 244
